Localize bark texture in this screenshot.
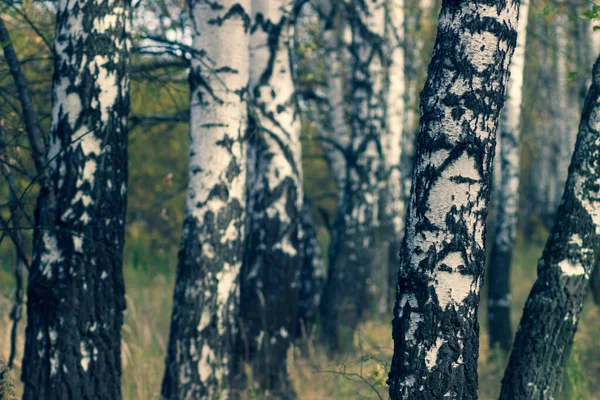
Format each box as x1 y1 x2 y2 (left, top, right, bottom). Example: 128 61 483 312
377 0 406 316
161 1 250 399
22 1 130 399
500 55 600 400
320 0 387 351
239 0 303 397
487 0 529 352
591 26 600 306
388 1 518 398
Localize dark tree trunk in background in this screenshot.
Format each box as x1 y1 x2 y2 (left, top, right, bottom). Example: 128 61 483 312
161 1 250 399
387 1 518 398
500 55 600 400
239 0 303 397
22 1 131 399
487 0 529 353
591 261 600 305
296 199 326 339
320 0 387 352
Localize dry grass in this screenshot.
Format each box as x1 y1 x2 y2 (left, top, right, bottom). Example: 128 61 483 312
1 240 599 399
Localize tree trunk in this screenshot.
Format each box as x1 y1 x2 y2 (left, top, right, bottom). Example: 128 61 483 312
318 3 350 189
487 0 529 353
500 54 600 400
590 23 600 306
377 0 406 316
22 1 130 399
239 0 303 397
549 13 574 223
320 0 387 352
160 1 250 399
296 198 326 340
387 1 519 398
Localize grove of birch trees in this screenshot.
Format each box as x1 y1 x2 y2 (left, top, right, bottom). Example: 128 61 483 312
1 0 600 399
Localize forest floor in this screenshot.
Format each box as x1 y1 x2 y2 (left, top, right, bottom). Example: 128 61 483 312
1 239 599 399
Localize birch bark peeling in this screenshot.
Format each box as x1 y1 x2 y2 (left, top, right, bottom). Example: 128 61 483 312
487 0 529 352
22 0 131 398
388 1 518 398
240 0 303 396
161 1 250 398
500 55 600 400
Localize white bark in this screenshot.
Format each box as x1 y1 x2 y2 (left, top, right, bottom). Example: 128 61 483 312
161 1 250 398
389 1 519 397
240 0 303 395
488 0 529 351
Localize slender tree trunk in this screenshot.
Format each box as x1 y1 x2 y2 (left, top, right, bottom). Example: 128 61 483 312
319 3 349 188
549 13 574 223
320 0 387 351
161 1 250 399
376 0 406 316
487 0 529 352
500 54 600 400
590 24 600 306
239 0 303 397
524 19 551 237
22 1 130 399
296 198 325 339
387 1 518 398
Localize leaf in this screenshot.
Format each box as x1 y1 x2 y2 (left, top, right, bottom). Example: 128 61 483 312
594 25 600 31
0 40 12 48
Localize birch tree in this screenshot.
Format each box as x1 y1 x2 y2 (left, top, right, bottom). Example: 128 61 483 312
500 54 600 400
160 1 250 398
387 1 519 398
320 0 387 351
487 0 529 352
550 12 575 221
239 0 303 396
21 0 131 398
375 0 406 315
590 25 600 306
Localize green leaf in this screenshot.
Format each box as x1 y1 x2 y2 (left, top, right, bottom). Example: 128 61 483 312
0 40 12 48
594 25 600 31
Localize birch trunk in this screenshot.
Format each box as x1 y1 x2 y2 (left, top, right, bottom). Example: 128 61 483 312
550 13 574 222
376 0 406 316
160 1 250 398
500 54 600 400
239 0 303 396
487 0 529 352
22 0 131 398
320 0 387 351
590 26 600 306
319 4 349 188
387 1 519 398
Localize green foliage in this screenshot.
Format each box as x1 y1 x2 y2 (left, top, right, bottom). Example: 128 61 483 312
538 4 560 18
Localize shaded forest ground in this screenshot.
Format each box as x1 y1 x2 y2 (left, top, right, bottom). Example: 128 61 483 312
1 236 598 399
